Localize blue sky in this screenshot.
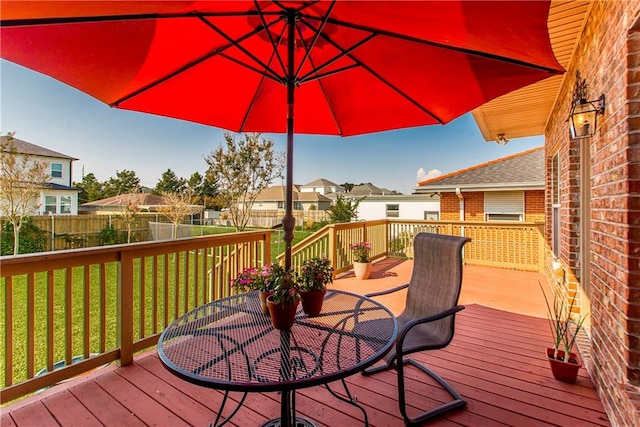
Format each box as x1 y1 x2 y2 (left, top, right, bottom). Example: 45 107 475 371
1 60 544 194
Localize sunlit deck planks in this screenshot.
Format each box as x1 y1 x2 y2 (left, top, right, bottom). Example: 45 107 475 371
1 261 610 426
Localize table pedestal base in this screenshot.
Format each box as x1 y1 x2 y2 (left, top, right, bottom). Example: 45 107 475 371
261 417 317 427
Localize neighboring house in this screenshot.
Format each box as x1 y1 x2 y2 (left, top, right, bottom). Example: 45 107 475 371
413 147 544 222
347 183 396 196
470 3 639 425
299 178 345 195
0 136 79 215
252 185 332 211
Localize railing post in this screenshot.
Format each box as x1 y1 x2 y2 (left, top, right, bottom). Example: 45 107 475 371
536 222 545 272
118 251 134 366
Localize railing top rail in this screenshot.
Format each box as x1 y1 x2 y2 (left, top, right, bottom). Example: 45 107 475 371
1 230 273 276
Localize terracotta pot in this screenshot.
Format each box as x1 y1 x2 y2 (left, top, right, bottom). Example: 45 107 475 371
353 261 372 280
258 290 273 314
300 289 326 317
546 348 582 383
266 296 299 330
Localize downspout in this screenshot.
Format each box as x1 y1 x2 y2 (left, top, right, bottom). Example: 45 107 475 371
455 188 464 221
456 188 465 240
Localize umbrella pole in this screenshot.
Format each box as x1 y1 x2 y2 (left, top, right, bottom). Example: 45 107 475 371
283 9 296 272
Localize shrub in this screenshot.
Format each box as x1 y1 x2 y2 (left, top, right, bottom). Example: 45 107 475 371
98 224 120 246
1 216 47 255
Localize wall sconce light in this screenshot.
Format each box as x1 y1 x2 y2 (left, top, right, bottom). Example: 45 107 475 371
495 133 509 145
569 71 605 139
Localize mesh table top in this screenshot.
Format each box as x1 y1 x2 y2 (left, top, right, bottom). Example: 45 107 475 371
158 290 398 392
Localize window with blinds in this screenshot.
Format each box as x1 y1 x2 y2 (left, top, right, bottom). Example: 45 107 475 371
484 191 524 221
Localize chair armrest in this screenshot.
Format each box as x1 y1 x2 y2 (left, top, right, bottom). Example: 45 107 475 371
365 283 409 298
397 305 465 347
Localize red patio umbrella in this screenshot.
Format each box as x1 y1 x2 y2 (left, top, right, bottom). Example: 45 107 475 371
0 1 563 270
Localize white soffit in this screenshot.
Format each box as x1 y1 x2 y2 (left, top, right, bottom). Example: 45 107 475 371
472 0 591 142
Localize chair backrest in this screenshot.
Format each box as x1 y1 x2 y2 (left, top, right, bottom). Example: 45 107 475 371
404 233 471 335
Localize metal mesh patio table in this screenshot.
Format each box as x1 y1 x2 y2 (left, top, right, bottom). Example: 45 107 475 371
158 289 398 427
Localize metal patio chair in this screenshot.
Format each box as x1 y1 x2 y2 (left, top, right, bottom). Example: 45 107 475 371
362 232 471 426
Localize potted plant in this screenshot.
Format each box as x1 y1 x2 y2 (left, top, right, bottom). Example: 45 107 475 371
231 265 274 314
266 265 302 330
349 241 372 280
540 281 587 383
299 256 334 316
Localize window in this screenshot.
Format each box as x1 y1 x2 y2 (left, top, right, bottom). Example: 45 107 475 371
44 195 57 214
424 211 439 220
294 201 302 210
60 196 72 214
277 201 284 209
386 204 399 218
551 153 561 258
51 163 63 178
484 191 524 221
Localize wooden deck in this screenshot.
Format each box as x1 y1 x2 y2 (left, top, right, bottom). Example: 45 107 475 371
1 260 610 426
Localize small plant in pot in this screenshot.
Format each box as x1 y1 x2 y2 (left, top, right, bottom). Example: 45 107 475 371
540 281 587 383
231 265 275 314
350 241 372 280
299 256 334 316
266 265 302 330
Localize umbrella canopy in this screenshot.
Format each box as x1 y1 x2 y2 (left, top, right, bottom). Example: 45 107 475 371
0 1 563 268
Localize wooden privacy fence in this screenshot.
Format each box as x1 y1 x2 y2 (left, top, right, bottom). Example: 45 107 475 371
0 230 272 403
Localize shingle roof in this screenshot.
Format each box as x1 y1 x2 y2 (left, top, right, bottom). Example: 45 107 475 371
82 193 167 207
414 147 544 193
0 136 78 160
348 183 392 195
302 178 343 188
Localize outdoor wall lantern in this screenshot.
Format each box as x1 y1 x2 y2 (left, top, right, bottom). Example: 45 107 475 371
569 72 605 139
495 133 509 145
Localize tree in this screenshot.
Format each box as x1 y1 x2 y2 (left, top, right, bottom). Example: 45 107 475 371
74 172 104 203
118 192 141 243
102 169 140 198
341 182 355 192
0 132 50 255
153 169 186 195
204 132 284 231
159 190 196 238
328 194 364 223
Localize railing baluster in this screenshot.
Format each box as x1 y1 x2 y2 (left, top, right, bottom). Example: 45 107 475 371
83 266 90 359
184 250 189 314
65 267 72 365
140 258 146 339
47 271 54 371
100 264 106 354
26 273 35 378
152 256 158 335
4 276 13 386
163 253 169 328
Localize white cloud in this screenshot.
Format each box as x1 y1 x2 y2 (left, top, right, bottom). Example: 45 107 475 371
416 168 442 183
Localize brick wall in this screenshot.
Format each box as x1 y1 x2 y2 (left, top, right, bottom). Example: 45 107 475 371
440 190 544 222
525 190 545 222
544 2 640 425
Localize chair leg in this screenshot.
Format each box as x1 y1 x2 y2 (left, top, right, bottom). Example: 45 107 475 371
397 358 466 426
362 355 396 376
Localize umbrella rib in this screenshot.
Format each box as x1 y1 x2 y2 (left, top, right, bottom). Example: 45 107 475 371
196 15 285 83
253 0 286 78
302 15 563 75
319 31 445 124
293 1 337 80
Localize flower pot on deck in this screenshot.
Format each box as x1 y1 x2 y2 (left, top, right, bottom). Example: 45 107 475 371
353 261 372 280
546 348 581 383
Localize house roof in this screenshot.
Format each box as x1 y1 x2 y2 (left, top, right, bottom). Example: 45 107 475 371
255 185 331 202
302 178 343 188
414 147 544 193
82 193 167 207
1 135 78 160
348 183 396 196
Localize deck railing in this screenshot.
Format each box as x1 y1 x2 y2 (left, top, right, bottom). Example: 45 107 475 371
2 219 544 403
0 230 272 403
